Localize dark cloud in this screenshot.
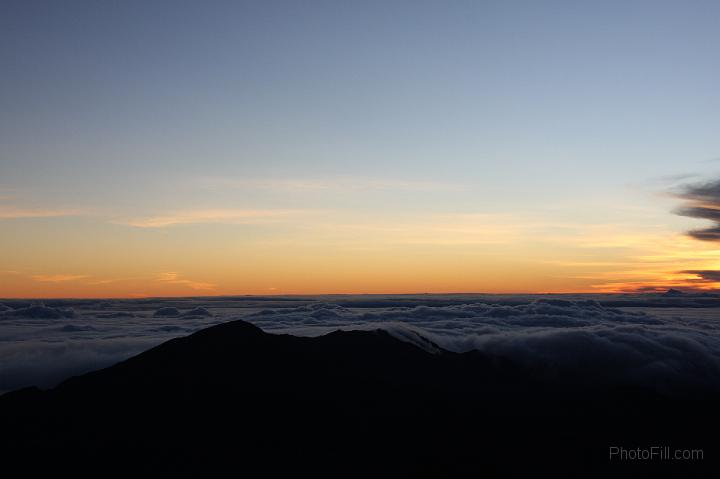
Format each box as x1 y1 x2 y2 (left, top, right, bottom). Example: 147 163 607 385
676 178 720 202
675 179 720 241
677 206 720 222
155 325 190 332
688 227 720 242
56 324 98 332
682 270 720 282
0 305 74 319
96 311 136 319
154 307 181 317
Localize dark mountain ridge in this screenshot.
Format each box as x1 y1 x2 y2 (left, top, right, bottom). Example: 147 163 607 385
1 320 716 477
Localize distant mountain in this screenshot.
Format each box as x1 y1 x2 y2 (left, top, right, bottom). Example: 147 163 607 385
1 320 715 478
662 288 686 297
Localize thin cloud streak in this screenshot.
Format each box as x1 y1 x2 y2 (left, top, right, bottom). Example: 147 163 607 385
0 207 83 220
116 209 315 228
156 272 216 291
31 274 90 283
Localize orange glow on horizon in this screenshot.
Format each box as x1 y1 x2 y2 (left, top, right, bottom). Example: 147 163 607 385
2 209 719 298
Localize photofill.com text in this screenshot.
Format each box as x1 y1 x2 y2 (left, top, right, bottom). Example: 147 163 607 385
609 446 703 461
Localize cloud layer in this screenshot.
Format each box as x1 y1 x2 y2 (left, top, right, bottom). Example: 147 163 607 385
243 299 720 394
0 303 225 393
2 296 720 396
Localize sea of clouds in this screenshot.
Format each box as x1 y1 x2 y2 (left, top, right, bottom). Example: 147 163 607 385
2 296 720 395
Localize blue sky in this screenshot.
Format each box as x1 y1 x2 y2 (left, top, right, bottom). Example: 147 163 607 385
1 1 720 296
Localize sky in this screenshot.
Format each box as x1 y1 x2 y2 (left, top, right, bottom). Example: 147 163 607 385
1 0 720 297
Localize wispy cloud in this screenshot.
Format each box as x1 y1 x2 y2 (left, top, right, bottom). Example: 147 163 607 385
0 207 82 220
116 208 312 228
0 270 23 276
156 272 216 291
31 274 90 283
85 278 123 285
679 270 720 283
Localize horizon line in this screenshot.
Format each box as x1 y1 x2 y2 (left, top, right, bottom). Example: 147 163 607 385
0 290 688 301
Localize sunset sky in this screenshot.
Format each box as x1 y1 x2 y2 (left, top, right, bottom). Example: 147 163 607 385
2 0 720 297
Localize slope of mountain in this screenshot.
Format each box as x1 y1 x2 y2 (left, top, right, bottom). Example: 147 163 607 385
1 320 715 478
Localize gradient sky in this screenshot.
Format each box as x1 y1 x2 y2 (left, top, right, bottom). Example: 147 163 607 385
2 0 720 297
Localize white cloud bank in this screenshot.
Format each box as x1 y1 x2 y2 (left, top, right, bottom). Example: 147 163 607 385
116 209 313 228
2 297 720 396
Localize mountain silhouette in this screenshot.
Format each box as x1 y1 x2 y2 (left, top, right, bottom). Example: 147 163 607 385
1 320 716 478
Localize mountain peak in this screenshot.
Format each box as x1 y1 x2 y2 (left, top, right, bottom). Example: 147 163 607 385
662 288 685 297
